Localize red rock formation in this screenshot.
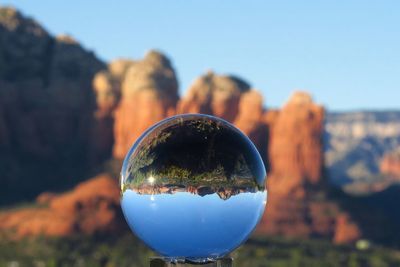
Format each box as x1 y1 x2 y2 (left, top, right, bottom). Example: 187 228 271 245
256 194 313 237
380 149 400 178
234 90 263 130
113 51 179 159
89 59 136 162
89 71 119 162
267 91 325 197
256 92 362 243
0 174 124 238
0 7 106 204
178 71 250 122
177 72 269 159
333 214 362 244
93 71 120 117
108 59 136 81
234 90 268 161
256 191 362 242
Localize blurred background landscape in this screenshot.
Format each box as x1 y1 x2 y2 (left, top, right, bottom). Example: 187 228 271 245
0 1 399 266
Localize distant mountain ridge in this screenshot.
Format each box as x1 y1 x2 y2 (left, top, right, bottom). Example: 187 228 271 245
324 110 400 188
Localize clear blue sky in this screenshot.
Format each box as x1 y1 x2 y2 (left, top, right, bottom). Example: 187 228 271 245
3 0 399 111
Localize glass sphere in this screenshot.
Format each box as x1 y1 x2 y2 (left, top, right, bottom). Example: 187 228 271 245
120 114 267 263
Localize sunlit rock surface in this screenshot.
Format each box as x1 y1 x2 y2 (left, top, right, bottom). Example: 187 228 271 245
267 91 324 196
178 71 250 122
113 50 179 159
0 174 124 238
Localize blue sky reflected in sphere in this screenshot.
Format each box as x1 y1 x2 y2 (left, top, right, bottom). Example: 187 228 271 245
122 190 266 261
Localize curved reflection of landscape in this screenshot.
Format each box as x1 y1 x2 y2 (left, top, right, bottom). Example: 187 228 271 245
127 184 261 200
120 114 267 262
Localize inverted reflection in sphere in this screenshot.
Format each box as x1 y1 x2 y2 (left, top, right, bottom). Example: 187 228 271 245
120 114 267 263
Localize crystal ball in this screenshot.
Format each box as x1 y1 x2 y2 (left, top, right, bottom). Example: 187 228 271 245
120 114 267 263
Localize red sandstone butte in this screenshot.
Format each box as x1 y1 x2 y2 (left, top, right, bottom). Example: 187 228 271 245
256 187 362 243
267 91 325 197
90 71 120 162
0 174 124 238
112 50 179 159
178 71 250 122
234 90 268 159
256 91 361 243
177 72 268 156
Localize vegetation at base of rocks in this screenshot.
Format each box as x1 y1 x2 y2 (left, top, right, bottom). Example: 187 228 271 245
1 234 400 267
0 235 153 267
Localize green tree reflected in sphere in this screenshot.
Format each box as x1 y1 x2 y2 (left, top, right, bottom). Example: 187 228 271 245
120 114 267 263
